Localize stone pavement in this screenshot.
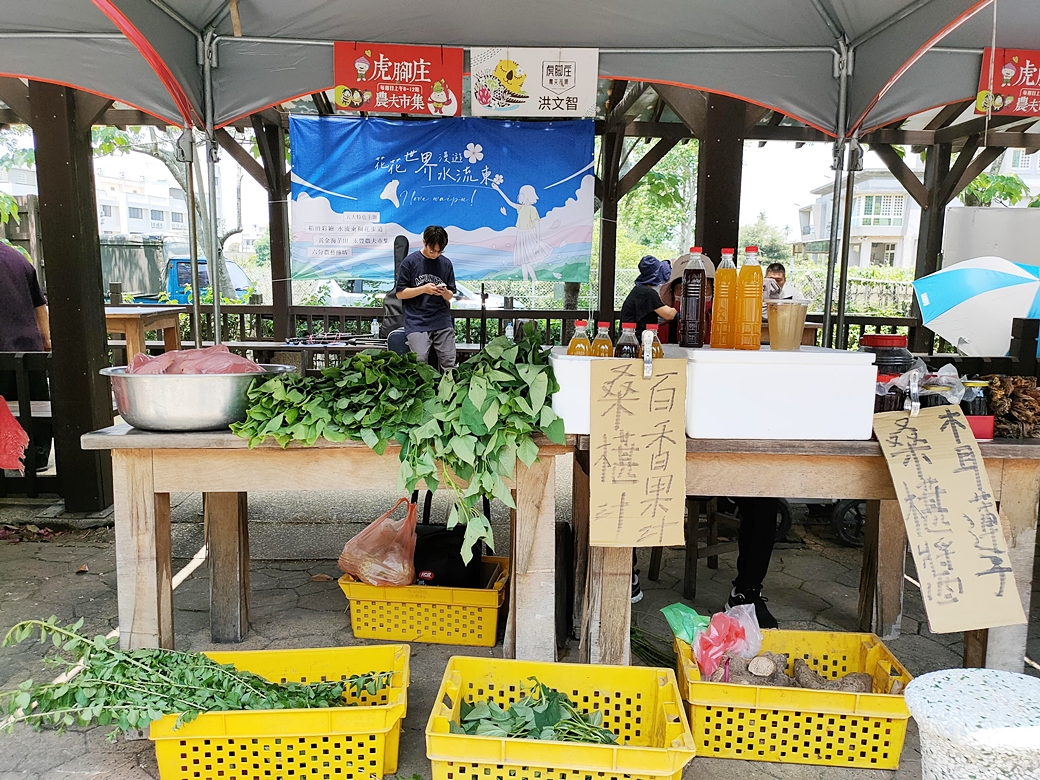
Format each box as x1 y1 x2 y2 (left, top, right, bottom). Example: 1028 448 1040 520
0 454 1037 780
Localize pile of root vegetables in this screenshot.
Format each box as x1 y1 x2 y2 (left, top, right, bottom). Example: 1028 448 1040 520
707 652 882 693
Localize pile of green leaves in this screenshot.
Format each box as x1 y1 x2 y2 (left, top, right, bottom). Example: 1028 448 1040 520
1 618 392 740
451 677 617 744
231 325 566 561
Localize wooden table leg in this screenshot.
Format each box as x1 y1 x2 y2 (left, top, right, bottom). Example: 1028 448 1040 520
571 449 590 639
684 498 699 600
984 461 1040 672
125 321 147 361
585 547 631 665
858 499 905 640
205 492 250 643
163 322 181 352
112 450 173 650
509 456 556 661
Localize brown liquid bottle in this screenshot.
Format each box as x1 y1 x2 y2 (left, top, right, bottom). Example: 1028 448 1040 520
614 322 640 358
678 247 707 348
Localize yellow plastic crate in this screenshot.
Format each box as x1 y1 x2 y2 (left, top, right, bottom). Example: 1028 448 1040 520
675 630 911 769
338 556 509 646
426 656 696 780
150 644 409 780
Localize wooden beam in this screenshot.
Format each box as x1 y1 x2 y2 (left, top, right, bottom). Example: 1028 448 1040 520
938 135 983 205
75 94 114 133
943 146 1004 206
746 125 830 142
862 129 936 145
311 91 334 115
606 81 647 127
924 100 973 131
0 77 32 125
744 105 771 131
935 115 1025 143
651 83 707 139
214 127 267 190
870 144 928 208
617 136 680 199
911 143 951 351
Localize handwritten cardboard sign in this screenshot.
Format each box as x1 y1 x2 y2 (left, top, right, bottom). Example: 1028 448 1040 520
874 407 1026 633
589 359 686 547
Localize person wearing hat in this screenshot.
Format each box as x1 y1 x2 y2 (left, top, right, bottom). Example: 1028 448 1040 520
658 251 716 344
620 255 676 338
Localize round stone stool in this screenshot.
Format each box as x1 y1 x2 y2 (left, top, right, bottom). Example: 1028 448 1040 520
904 668 1040 780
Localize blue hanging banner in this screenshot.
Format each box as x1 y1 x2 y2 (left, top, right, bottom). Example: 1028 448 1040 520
288 115 594 282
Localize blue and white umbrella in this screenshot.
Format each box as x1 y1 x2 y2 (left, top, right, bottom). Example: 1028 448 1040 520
913 256 1040 356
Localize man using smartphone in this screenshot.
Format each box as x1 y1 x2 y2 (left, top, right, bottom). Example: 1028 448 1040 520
396 225 458 370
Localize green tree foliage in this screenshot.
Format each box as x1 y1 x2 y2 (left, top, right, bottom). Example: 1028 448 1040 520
253 228 270 265
960 172 1030 207
738 213 791 262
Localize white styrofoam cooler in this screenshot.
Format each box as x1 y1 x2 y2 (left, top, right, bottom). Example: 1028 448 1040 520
550 345 877 440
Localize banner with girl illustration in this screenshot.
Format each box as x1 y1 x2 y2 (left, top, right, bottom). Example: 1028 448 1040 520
288 115 594 282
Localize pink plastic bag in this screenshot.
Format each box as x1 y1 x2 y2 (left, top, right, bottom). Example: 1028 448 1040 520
338 498 418 586
694 612 747 678
127 345 263 375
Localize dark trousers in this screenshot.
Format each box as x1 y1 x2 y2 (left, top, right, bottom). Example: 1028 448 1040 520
0 370 52 465
732 497 779 591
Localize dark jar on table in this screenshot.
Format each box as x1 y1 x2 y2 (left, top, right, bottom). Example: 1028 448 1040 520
960 380 990 416
875 374 905 413
859 334 914 376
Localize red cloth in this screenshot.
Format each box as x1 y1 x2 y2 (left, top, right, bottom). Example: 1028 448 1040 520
0 399 29 474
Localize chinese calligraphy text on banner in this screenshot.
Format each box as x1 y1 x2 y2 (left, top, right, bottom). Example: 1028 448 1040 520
288 115 594 282
873 407 1026 634
333 42 463 115
589 359 686 547
470 48 599 118
976 47 1040 115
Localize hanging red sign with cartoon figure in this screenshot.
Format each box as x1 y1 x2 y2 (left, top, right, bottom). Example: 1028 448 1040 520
333 42 463 116
976 47 1040 115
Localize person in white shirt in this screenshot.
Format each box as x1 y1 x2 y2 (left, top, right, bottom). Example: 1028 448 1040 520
764 262 806 302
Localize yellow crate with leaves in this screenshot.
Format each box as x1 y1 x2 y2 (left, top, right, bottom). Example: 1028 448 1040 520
426 656 696 780
339 556 508 646
150 645 409 780
675 630 911 769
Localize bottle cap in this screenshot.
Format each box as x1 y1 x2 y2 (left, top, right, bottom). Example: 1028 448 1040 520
746 245 759 253
622 322 636 329
646 324 658 331
574 320 587 326
597 321 609 328
721 247 735 254
691 246 702 253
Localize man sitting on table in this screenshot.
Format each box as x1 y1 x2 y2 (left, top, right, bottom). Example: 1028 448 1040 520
396 225 457 370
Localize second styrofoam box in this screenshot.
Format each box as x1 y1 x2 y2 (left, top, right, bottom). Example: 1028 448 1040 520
683 346 876 439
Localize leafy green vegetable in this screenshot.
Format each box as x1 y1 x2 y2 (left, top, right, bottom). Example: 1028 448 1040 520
449 677 617 745
0 618 393 740
231 325 566 562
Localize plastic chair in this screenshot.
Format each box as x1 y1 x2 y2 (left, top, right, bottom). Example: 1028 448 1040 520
387 328 408 355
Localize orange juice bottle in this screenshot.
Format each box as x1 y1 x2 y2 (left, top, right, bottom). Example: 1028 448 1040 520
590 322 613 356
735 245 763 350
709 248 737 349
566 319 591 355
639 323 664 358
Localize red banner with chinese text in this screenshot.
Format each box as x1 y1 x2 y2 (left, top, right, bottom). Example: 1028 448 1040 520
975 47 1040 115
333 42 463 116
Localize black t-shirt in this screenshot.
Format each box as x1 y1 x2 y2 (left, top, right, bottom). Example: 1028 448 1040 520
620 284 665 336
395 250 456 334
0 243 46 351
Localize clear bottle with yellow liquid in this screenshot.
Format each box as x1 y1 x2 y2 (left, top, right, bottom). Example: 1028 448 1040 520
590 322 613 356
734 245 763 350
566 319 592 356
639 323 664 358
709 248 737 349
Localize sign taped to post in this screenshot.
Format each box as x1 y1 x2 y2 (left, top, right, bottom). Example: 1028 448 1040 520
589 359 686 547
874 407 1026 634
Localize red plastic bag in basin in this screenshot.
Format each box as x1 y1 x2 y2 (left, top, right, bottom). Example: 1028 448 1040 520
0 399 29 474
338 498 418 586
694 611 747 678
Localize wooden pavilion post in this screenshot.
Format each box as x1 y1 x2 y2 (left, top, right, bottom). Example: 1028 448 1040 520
250 115 292 341
27 81 114 511
695 94 746 261
596 81 627 321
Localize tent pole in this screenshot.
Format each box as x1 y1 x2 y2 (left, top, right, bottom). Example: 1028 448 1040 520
835 155 858 347
822 40 849 348
177 130 203 347
203 29 222 344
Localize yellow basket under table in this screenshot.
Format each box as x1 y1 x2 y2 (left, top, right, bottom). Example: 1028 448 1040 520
675 629 912 770
426 656 696 780
338 556 508 646
150 644 409 780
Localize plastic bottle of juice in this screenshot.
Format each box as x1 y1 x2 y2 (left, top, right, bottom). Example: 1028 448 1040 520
735 245 763 350
639 323 664 359
566 319 591 355
678 247 707 348
709 248 737 349
590 322 613 356
614 322 640 358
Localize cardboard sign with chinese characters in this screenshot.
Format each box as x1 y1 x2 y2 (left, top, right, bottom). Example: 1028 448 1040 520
975 47 1040 116
470 47 599 118
333 42 463 115
874 407 1026 633
589 359 686 547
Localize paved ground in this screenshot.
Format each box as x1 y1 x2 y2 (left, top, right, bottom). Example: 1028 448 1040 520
0 453 1037 779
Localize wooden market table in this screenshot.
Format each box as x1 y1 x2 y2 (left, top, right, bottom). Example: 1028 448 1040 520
81 424 571 659
572 437 1040 673
105 306 186 360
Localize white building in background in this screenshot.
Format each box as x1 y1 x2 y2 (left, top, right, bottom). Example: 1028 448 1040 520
794 149 1040 269
0 165 38 196
94 166 191 236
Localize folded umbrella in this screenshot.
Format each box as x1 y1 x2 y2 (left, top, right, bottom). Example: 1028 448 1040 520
912 256 1040 357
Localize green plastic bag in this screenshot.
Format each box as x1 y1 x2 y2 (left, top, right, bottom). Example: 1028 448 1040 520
661 603 710 645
